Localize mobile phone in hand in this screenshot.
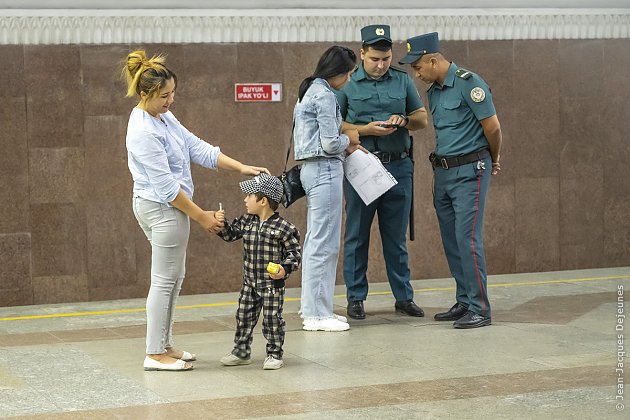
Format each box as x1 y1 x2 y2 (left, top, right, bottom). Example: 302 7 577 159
379 123 399 128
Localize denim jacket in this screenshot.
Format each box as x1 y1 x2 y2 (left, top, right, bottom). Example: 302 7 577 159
293 78 349 161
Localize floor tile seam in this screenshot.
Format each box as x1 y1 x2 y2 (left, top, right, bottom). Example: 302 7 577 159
2 273 628 322
0 307 613 347
23 365 610 419
0 313 402 344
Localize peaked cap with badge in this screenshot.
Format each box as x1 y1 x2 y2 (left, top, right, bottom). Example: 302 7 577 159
239 173 284 204
398 31 440 64
361 24 392 45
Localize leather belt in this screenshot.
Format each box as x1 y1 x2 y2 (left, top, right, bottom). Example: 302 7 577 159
373 150 409 164
429 149 490 170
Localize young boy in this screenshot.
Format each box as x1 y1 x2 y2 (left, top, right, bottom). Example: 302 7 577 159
215 173 301 370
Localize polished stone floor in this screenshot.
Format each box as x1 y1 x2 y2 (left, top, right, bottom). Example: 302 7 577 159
0 267 628 419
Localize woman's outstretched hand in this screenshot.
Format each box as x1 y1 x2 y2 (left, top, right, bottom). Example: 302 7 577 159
240 165 270 176
199 211 224 234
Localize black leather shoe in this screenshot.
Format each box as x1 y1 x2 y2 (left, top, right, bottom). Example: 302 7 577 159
394 300 425 317
453 311 491 329
347 300 365 319
434 303 468 321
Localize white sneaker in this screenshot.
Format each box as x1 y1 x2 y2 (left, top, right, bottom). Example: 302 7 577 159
220 353 252 366
302 314 348 325
303 318 350 332
263 356 284 370
333 313 348 323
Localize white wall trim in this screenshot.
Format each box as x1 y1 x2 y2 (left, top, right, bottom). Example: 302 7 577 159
0 9 628 44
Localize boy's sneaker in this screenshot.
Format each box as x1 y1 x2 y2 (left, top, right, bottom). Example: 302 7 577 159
263 356 284 370
303 318 350 332
220 353 252 366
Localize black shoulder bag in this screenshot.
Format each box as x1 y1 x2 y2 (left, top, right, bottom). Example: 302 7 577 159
279 123 305 208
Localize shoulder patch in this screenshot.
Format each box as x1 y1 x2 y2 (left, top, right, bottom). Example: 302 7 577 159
455 68 473 80
470 87 486 103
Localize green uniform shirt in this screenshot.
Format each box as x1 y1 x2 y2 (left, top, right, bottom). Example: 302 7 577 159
427 62 496 157
335 64 424 153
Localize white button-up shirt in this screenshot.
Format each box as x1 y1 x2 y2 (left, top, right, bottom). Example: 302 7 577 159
126 107 221 204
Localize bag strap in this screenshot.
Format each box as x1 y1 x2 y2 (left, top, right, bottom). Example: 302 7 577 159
284 121 296 172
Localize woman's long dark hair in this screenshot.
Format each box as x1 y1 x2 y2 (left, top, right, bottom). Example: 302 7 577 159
298 46 357 102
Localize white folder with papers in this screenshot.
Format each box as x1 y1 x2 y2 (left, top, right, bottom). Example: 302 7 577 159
343 151 398 205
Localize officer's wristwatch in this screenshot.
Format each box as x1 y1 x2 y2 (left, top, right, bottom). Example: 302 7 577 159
398 114 409 127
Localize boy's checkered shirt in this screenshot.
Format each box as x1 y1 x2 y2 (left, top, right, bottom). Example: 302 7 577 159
217 212 301 288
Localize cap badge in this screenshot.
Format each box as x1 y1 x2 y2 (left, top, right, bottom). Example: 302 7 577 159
375 28 385 36
407 42 411 52
470 87 486 103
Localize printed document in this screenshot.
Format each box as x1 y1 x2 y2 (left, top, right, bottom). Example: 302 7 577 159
344 151 397 205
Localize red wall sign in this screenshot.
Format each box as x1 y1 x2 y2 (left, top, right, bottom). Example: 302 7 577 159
234 83 282 102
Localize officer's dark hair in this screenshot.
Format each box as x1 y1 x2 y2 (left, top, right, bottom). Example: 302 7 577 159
298 45 357 102
362 40 392 53
254 192 279 211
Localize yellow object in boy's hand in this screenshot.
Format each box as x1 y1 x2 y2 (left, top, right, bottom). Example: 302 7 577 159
267 262 280 274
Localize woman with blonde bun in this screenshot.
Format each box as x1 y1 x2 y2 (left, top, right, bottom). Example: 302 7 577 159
123 50 269 371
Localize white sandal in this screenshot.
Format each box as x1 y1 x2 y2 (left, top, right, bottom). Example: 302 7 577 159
143 356 193 371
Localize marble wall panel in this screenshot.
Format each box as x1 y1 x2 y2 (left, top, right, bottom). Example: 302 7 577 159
0 45 25 98
559 178 604 269
439 40 469 67
467 40 514 107
604 197 630 267
184 231 244 295
558 97 604 269
485 183 516 275
515 177 560 273
558 40 604 99
24 45 84 148
0 234 32 306
29 147 85 205
80 45 132 117
0 97 30 233
510 40 561 180
602 97 630 199
30 203 87 278
603 39 630 100
84 116 137 291
32 274 89 305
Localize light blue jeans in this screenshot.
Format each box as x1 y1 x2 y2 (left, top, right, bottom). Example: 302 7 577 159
132 196 190 354
299 158 344 320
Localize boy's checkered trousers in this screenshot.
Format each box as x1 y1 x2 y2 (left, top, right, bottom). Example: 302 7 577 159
218 212 301 359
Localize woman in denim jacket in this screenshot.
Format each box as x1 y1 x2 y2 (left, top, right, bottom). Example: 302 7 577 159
294 46 365 332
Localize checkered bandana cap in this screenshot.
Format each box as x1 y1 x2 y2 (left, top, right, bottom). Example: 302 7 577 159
239 173 284 204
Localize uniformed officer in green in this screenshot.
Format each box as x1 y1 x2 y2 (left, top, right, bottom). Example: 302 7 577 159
399 32 503 329
335 24 428 320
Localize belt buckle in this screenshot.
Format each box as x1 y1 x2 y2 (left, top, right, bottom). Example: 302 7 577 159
440 158 449 169
380 152 391 163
